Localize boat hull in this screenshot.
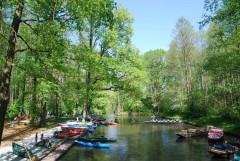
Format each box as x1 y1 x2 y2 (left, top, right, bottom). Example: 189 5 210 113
144 120 184 124
208 128 224 142
78 137 117 143
75 141 110 148
12 142 33 158
61 126 88 133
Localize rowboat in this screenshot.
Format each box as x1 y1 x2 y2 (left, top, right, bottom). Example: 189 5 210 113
208 128 224 142
176 129 199 138
12 142 33 158
176 127 209 138
208 143 235 157
78 136 117 143
75 140 110 148
144 119 184 124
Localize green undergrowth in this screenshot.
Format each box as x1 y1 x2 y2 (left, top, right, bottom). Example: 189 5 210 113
162 114 240 133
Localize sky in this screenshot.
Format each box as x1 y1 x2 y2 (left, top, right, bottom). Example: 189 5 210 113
115 0 206 53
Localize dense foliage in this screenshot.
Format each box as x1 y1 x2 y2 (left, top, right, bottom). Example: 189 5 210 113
144 0 240 121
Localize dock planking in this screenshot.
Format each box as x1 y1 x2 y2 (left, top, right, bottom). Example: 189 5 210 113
40 139 75 161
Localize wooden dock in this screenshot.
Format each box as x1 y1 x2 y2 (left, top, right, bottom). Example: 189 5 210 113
40 139 75 161
40 131 87 161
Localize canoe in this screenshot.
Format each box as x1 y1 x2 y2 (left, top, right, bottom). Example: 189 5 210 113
98 121 108 126
75 140 110 148
61 126 88 133
78 137 117 143
107 122 118 126
12 142 33 158
55 130 81 139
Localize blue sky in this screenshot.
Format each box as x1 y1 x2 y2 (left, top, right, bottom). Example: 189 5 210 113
115 0 206 53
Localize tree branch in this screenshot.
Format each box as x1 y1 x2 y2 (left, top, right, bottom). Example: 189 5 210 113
16 34 50 53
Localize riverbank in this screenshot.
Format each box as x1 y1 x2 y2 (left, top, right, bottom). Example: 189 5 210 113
0 125 63 161
116 111 240 137
0 117 79 160
163 114 240 138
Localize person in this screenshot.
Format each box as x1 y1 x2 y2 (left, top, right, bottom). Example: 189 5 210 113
114 118 119 123
45 137 50 148
35 133 38 143
41 134 44 141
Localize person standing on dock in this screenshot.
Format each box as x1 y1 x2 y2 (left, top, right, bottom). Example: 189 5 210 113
35 133 38 143
41 134 44 141
45 137 50 148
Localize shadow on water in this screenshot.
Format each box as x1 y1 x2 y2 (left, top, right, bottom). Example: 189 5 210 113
59 116 233 161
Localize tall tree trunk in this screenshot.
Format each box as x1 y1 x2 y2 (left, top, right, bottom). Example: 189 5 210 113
82 71 91 123
40 100 47 127
0 0 24 145
82 17 93 122
21 77 26 114
75 102 78 116
55 93 58 117
30 76 37 123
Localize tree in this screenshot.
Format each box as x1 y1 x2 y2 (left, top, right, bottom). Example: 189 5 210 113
0 0 24 145
143 49 166 112
69 3 146 121
164 17 198 114
201 0 240 118
0 0 69 143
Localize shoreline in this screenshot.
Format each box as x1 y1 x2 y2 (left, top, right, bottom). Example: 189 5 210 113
0 126 65 161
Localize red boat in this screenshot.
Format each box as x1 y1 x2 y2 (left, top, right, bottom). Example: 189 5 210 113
61 126 88 133
208 128 224 141
56 130 81 139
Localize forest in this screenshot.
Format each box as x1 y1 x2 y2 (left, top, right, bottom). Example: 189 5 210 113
0 0 239 144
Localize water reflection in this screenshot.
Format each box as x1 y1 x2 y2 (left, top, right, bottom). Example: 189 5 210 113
59 116 231 161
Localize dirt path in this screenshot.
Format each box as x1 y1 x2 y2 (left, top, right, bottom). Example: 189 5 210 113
1 120 58 147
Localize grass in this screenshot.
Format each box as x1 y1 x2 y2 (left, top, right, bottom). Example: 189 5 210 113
162 113 240 134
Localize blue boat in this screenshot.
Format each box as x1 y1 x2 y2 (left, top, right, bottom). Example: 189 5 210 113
75 141 110 148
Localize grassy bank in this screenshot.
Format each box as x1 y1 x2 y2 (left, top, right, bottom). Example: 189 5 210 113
163 114 240 135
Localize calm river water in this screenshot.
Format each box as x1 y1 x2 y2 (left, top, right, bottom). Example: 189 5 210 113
59 115 233 161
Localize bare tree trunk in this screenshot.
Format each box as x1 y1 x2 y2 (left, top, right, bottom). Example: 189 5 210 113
0 0 24 145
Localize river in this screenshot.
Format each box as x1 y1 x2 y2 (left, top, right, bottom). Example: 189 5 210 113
59 115 233 161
